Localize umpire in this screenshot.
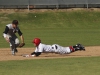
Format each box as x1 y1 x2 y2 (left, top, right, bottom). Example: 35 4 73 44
3 20 25 55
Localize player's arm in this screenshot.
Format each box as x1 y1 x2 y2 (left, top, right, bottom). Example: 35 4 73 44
23 45 43 57
20 35 24 43
18 29 24 43
29 46 42 57
3 26 9 42
31 52 41 57
23 51 41 57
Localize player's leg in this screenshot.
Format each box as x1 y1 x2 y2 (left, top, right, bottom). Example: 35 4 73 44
74 44 85 51
69 46 75 52
70 43 85 52
51 44 60 53
52 44 71 54
3 34 19 55
9 35 20 55
15 38 20 52
9 37 16 55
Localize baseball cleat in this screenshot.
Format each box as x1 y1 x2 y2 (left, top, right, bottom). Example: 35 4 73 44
15 49 18 53
77 44 85 51
12 50 15 56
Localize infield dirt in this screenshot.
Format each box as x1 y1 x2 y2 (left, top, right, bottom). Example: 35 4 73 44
0 46 100 61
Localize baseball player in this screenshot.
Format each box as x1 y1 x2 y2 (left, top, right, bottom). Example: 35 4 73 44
23 38 85 57
3 20 25 55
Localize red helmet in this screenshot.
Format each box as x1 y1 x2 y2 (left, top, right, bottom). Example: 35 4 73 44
32 38 41 46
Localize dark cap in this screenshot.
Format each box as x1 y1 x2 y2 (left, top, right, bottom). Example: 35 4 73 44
12 20 18 25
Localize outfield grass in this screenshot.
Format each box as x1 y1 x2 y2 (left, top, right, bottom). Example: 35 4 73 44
0 57 100 75
0 10 100 75
0 11 100 48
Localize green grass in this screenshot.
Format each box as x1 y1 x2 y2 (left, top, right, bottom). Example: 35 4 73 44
0 10 100 48
0 57 100 75
0 10 100 75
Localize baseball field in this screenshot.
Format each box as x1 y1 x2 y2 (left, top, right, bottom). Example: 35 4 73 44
0 9 100 75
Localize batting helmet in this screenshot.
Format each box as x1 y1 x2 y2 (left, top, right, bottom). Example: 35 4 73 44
32 38 41 46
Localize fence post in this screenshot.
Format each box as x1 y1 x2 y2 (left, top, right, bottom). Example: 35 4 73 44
28 5 29 11
28 0 30 11
86 0 88 9
56 5 59 9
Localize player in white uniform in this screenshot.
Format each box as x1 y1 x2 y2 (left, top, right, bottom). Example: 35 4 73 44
3 20 25 55
24 38 85 57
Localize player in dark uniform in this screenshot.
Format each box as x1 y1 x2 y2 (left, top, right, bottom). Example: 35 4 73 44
3 20 25 55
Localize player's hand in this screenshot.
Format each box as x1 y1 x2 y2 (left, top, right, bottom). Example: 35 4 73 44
5 38 10 43
23 54 35 57
18 43 25 48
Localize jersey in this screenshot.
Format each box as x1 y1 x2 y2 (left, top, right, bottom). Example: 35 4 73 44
35 43 54 53
3 24 22 38
34 43 71 54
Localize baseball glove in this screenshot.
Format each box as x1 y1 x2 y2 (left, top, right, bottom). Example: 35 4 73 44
18 43 25 48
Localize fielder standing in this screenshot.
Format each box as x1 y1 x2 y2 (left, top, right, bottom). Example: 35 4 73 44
3 20 25 55
24 38 85 57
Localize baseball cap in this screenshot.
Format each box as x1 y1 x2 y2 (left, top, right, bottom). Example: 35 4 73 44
12 20 18 25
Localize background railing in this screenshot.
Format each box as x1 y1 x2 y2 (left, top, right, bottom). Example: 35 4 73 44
0 0 100 9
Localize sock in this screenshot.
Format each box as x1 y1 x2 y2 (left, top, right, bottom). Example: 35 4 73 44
69 46 75 52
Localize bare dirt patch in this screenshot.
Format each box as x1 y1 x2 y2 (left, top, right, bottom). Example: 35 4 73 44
0 8 100 13
0 46 100 61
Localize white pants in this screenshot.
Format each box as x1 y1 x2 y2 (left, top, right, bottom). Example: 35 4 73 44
51 44 71 54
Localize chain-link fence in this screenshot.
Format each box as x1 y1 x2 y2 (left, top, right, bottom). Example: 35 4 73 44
0 0 100 9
